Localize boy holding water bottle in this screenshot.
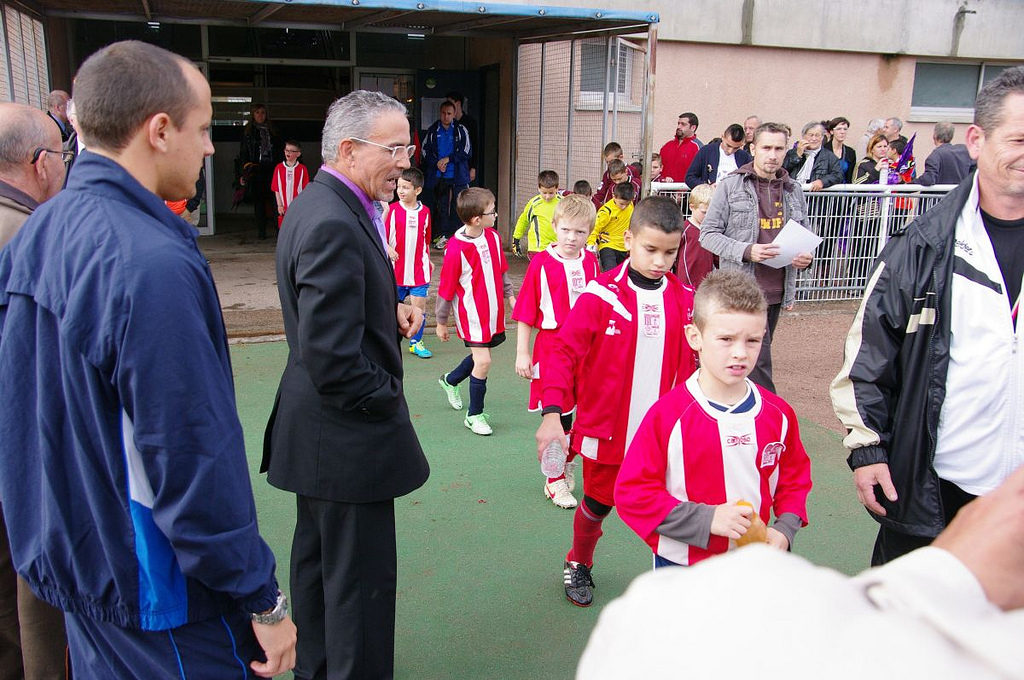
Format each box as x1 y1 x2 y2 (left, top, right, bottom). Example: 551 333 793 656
534 196 697 607
512 195 600 509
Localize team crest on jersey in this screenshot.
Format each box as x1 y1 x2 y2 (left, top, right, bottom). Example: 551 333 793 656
571 269 586 293
760 442 785 468
641 303 662 338
605 318 621 336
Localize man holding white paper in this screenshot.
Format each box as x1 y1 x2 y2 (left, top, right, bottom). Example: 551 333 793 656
700 121 815 392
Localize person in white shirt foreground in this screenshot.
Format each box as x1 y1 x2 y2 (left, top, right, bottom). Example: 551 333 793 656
578 462 1024 679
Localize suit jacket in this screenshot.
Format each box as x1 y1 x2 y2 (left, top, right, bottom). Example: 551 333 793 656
918 143 973 186
782 147 843 188
684 142 752 187
262 169 430 502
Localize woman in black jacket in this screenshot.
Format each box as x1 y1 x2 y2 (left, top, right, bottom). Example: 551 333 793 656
826 116 858 184
237 104 282 239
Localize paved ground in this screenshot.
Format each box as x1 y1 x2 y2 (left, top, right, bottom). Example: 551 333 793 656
200 231 858 432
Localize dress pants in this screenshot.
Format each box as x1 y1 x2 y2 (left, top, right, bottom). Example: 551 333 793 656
749 302 782 393
291 495 397 680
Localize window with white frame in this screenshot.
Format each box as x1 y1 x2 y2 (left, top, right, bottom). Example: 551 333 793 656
2 5 49 108
578 39 637 110
910 62 1013 123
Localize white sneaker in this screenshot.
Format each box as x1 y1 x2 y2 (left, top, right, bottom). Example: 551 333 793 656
464 412 493 436
545 479 577 508
564 460 576 493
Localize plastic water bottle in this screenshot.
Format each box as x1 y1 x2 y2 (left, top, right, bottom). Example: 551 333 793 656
541 440 566 477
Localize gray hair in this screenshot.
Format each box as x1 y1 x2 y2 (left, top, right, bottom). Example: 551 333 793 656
801 121 825 136
321 90 407 162
886 117 903 131
47 90 69 110
0 103 55 173
866 118 885 134
974 65 1024 131
933 121 955 144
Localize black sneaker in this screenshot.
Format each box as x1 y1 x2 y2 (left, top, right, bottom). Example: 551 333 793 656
563 560 595 607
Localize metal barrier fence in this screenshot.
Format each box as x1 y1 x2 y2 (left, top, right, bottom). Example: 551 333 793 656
651 182 957 302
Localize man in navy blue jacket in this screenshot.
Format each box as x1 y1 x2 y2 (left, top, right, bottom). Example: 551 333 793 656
422 100 472 245
685 124 753 188
0 41 295 678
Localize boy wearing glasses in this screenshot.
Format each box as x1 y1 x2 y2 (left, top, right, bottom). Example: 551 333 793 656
422 100 471 249
436 187 516 435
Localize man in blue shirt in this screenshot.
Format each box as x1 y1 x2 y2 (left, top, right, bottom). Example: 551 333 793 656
422 100 471 248
0 40 295 678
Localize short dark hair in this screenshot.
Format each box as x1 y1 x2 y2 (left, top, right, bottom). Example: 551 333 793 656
693 270 767 330
284 139 302 150
439 101 456 113
629 196 683 235
401 166 424 189
73 40 196 152
613 182 636 202
679 112 699 128
603 142 623 157
651 153 661 163
974 66 1024 131
753 122 790 145
538 170 559 188
724 124 745 143
445 91 464 105
828 116 851 130
456 187 495 223
572 179 593 196
607 159 627 177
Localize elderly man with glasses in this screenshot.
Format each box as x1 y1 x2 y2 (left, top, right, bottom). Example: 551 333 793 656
0 101 70 680
263 90 430 680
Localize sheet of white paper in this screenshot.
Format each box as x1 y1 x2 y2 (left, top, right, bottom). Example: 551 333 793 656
761 219 823 269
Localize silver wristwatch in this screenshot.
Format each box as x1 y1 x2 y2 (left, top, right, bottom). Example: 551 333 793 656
250 591 288 625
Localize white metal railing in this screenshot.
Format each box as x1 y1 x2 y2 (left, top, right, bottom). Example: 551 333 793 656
651 182 958 301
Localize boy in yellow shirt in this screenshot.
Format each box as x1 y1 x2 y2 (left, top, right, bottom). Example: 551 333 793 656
513 170 561 259
588 182 636 271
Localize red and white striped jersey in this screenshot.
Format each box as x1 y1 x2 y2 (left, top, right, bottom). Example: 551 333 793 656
615 373 812 566
270 161 310 213
543 263 697 465
438 226 509 343
386 201 432 286
512 246 599 330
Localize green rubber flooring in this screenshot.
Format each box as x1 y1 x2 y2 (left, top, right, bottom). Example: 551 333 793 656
232 338 877 680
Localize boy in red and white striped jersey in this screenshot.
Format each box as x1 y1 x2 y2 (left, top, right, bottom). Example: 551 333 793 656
513 195 600 509
271 140 310 229
386 167 434 358
436 188 516 436
615 270 811 568
534 196 698 607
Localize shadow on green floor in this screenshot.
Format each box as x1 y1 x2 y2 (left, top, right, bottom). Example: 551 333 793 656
232 339 877 680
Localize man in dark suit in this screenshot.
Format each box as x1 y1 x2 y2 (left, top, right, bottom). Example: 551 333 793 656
263 90 430 680
918 121 974 186
684 123 753 187
783 121 844 191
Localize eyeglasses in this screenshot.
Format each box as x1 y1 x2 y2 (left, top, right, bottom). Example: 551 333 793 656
482 210 498 217
31 147 74 165
349 137 417 161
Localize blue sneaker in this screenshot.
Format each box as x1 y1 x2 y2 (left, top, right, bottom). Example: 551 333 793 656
409 340 433 358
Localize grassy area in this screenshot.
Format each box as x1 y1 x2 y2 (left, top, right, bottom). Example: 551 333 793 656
232 338 877 680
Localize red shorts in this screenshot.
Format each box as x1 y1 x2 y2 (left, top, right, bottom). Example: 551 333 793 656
528 329 577 413
579 456 620 507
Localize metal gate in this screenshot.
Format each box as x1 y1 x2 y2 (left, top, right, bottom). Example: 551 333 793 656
513 34 649 224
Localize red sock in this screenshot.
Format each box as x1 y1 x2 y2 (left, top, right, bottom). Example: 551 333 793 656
566 503 604 567
546 473 566 484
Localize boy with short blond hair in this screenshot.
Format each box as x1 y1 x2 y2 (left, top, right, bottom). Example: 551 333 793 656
513 195 600 509
271 139 310 228
513 169 561 258
650 153 664 183
386 166 433 358
615 270 812 568
589 181 636 271
675 183 717 289
535 196 698 607
436 187 516 435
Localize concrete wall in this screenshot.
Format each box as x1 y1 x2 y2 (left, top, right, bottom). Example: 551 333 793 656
515 0 1024 59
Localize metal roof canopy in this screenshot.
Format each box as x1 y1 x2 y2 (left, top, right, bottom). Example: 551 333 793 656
35 0 658 40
